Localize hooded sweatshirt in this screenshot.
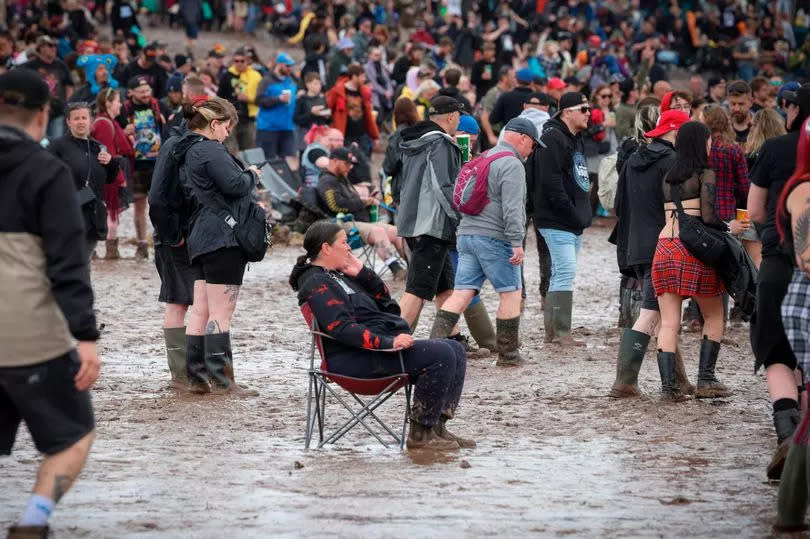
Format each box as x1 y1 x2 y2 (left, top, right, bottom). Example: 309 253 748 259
0 125 98 367
396 120 462 241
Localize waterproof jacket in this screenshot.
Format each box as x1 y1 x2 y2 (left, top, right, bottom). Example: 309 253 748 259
396 120 462 241
48 134 118 240
612 138 675 273
316 169 370 222
174 132 257 261
382 125 407 204
0 125 98 367
326 77 380 141
533 117 592 235
256 71 297 132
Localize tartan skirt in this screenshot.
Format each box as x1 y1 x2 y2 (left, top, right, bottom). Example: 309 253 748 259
781 269 810 373
652 238 725 297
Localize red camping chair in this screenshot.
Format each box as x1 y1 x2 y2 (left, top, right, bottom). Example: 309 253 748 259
301 304 412 449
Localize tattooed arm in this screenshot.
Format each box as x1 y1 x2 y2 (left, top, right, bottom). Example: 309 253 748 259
786 183 810 277
699 170 727 229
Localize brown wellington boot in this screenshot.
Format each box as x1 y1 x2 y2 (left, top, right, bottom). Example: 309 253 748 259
433 417 476 448
673 349 695 395
6 526 49 539
105 238 120 260
135 241 149 260
407 420 460 450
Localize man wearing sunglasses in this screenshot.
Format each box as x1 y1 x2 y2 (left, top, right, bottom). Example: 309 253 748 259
533 91 592 346
217 47 261 155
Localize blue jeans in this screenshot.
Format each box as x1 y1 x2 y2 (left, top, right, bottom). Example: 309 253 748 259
538 228 581 292
454 235 521 293
244 3 261 33
449 248 481 306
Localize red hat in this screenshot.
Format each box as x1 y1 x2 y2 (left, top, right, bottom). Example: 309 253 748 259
587 35 602 48
644 110 690 138
547 77 566 90
660 91 674 112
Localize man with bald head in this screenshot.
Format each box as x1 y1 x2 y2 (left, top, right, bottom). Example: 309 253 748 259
652 80 673 99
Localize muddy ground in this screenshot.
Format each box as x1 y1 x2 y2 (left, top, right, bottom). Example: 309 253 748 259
0 218 787 538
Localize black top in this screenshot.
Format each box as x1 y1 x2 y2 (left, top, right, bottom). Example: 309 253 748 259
119 60 169 99
470 59 499 101
750 130 800 257
316 170 370 222
490 86 534 126
21 58 73 117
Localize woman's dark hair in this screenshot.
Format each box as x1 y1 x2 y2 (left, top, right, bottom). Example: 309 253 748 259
666 121 711 185
393 97 419 128
288 221 344 291
95 86 118 116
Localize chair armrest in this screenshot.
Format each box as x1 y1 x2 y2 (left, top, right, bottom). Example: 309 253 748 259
309 329 402 352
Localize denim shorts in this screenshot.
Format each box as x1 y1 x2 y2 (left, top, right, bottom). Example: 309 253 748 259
455 235 521 293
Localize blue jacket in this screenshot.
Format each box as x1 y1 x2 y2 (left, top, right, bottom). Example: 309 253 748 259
256 72 297 132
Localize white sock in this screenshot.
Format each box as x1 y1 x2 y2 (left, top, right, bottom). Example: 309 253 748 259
19 494 54 526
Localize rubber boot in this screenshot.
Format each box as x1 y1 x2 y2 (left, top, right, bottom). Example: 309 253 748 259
463 301 497 352
545 291 584 346
430 309 460 339
6 526 49 539
768 407 801 480
407 420 460 450
657 350 684 400
105 238 120 260
695 336 731 398
673 349 696 395
433 416 476 448
135 241 149 260
774 441 810 532
205 332 257 396
495 317 524 366
186 334 209 393
609 329 650 398
163 327 188 388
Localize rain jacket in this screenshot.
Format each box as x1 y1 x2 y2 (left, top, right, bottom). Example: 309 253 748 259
396 120 462 241
316 169 370 222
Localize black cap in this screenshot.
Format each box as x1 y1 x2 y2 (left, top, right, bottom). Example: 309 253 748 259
0 69 50 109
707 76 725 89
553 92 588 117
174 54 189 68
618 77 635 95
128 76 150 90
783 84 810 112
208 49 224 58
524 92 553 107
428 95 464 115
563 76 581 87
330 147 359 164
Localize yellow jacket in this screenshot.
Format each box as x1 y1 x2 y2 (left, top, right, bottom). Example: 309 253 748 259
227 65 263 118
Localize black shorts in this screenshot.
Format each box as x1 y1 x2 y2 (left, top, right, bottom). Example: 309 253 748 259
132 168 152 197
0 351 95 456
197 247 247 286
155 244 203 305
634 264 659 311
404 236 455 301
751 254 798 372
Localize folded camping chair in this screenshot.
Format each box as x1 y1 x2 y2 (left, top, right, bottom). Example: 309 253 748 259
300 303 411 449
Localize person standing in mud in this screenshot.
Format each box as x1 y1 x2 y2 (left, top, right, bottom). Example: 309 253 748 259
290 221 474 450
609 109 696 398
174 97 262 394
747 84 810 480
0 69 100 539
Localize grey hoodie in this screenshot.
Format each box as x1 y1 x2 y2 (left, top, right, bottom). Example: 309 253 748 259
498 108 550 144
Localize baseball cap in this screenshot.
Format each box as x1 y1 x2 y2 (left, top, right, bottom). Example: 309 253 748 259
644 109 690 138
0 69 50 109
457 114 479 135
587 35 602 48
547 77 566 91
167 75 183 93
782 84 810 109
143 43 158 58
208 48 225 59
553 92 588 117
428 95 464 115
619 77 635 95
330 147 359 163
503 117 540 143
276 52 296 66
516 68 534 84
660 91 674 112
337 37 355 50
778 81 801 103
174 54 190 68
563 76 581 87
524 92 552 107
128 76 150 90
35 35 56 48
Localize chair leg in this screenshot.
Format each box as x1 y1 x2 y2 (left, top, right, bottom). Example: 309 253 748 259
401 384 412 450
305 372 315 449
320 382 394 447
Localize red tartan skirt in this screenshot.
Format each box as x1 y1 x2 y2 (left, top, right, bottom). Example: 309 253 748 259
652 238 725 297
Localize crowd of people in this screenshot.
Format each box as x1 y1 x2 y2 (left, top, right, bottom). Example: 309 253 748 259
4 0 810 536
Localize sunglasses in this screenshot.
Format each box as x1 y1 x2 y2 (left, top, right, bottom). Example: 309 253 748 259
233 58 246 63
598 93 611 99
567 105 590 114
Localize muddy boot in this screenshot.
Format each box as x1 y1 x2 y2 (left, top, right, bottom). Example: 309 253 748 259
6 526 49 539
774 442 810 532
407 420 460 450
105 238 120 260
609 329 650 398
545 291 584 346
448 333 477 354
205 332 258 396
186 335 210 393
163 327 188 388
768 407 801 480
673 349 695 395
463 301 496 352
495 317 524 366
430 309 460 339
695 337 731 398
433 416 476 448
135 241 149 260
657 350 684 400
617 277 642 329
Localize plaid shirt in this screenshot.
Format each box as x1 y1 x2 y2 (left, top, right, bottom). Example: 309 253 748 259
709 141 750 222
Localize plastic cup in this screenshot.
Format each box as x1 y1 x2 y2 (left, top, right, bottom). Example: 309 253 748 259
736 209 749 222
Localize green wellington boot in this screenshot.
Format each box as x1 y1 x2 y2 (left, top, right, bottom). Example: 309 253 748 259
495 316 524 366
695 336 731 399
429 309 461 339
544 291 583 346
205 332 257 396
163 327 188 388
609 328 650 398
463 301 497 352
774 440 810 532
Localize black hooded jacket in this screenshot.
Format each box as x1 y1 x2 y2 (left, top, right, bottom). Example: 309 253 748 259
612 138 676 273
532 117 592 235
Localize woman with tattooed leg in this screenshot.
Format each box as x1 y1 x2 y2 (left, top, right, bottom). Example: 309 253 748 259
289 221 474 450
174 97 262 394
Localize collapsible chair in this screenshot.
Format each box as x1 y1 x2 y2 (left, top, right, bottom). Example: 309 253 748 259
301 304 411 449
336 213 407 280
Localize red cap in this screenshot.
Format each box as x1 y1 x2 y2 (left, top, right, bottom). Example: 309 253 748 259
644 110 690 138
547 77 566 90
587 35 602 48
660 91 674 112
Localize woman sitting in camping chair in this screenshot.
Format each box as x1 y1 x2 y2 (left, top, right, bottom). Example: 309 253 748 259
289 221 475 450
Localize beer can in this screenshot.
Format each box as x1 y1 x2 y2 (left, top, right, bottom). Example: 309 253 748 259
457 134 470 162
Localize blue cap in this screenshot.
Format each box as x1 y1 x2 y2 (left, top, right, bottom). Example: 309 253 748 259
167 75 183 92
457 114 479 135
276 52 296 66
779 81 801 102
516 68 534 84
337 37 355 50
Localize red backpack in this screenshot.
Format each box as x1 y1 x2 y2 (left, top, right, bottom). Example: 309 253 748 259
452 150 512 215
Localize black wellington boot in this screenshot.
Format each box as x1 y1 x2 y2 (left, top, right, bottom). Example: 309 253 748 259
433 416 477 448
609 328 650 398
657 350 684 401
205 332 258 396
695 336 731 398
430 309 461 339
163 327 188 388
186 334 209 393
768 407 801 480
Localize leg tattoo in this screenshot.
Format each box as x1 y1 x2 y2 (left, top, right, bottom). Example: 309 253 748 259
52 474 73 503
205 320 223 334
224 285 240 304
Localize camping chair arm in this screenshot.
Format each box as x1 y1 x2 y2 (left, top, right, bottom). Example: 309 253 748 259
307 329 407 372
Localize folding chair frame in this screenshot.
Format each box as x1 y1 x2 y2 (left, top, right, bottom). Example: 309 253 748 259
303 310 412 449
341 216 407 281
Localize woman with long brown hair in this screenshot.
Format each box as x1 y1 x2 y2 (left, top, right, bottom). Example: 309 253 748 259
383 97 420 208
745 108 787 169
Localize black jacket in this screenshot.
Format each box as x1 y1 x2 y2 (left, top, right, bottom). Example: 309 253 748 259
317 170 370 222
533 118 592 235
49 134 118 240
437 86 473 114
611 138 675 273
490 86 534 126
175 132 257 261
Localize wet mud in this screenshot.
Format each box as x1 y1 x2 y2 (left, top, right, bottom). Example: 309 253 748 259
0 220 785 537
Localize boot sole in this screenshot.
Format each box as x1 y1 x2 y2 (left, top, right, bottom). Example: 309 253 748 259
609 384 641 398
694 387 732 399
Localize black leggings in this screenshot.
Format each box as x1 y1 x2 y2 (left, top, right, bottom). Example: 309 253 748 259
328 339 467 426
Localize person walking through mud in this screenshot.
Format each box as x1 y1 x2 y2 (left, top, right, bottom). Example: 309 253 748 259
0 68 100 539
174 97 262 394
652 121 730 400
429 118 539 367
748 84 810 480
290 221 474 450
609 109 696 398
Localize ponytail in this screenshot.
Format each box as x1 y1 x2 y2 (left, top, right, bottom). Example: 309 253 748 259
288 221 344 291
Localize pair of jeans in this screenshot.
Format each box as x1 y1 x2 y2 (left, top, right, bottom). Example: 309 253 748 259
244 2 261 33
449 248 480 306
538 228 581 292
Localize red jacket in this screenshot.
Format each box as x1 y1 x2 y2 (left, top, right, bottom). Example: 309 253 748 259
326 77 379 141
